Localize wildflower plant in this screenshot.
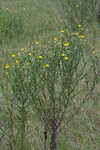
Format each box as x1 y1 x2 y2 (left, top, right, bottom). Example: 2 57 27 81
27 31 98 150
1 27 100 150
0 51 34 150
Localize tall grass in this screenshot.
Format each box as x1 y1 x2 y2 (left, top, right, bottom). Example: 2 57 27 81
0 0 100 150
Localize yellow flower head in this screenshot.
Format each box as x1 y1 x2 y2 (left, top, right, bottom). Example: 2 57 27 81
26 62 30 66
5 72 8 75
92 51 96 54
64 56 69 60
79 35 85 39
21 48 25 51
60 30 64 33
75 32 79 36
45 64 49 68
78 24 82 28
39 56 43 59
54 37 57 41
6 8 9 11
61 53 65 56
64 42 70 46
15 60 19 64
35 41 39 45
12 54 16 57
5 64 9 69
28 52 32 56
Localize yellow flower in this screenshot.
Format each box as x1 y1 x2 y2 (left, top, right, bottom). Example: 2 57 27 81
26 62 30 66
54 37 57 41
64 42 70 46
61 53 65 56
12 54 16 57
92 51 96 54
78 24 82 28
79 35 85 39
28 52 32 56
64 56 69 60
35 41 39 45
60 30 64 33
39 56 43 59
5 72 8 75
45 64 49 68
75 32 79 36
15 60 19 64
21 48 25 51
6 8 9 11
5 64 9 69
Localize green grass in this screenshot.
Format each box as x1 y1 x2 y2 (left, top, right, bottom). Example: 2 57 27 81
0 0 100 150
